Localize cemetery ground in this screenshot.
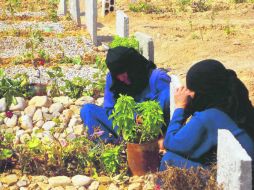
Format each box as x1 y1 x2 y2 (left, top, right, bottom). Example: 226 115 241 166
0 0 253 190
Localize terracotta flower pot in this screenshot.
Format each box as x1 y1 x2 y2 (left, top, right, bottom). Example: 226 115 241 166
30 83 47 96
127 140 160 176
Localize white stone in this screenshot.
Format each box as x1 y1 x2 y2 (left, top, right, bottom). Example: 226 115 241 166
69 0 81 25
41 107 49 113
48 176 71 187
24 105 37 118
217 129 252 190
4 114 18 127
53 96 74 108
116 10 129 38
20 115 33 130
42 121 56 131
68 118 79 128
29 96 51 108
95 97 104 107
128 183 142 190
33 109 43 122
135 32 154 62
71 175 93 187
85 0 97 45
49 103 64 113
16 129 26 138
17 179 29 187
0 174 18 185
0 98 7 112
108 183 119 190
70 105 81 115
75 96 94 106
9 97 26 111
52 112 61 118
57 0 67 16
20 133 31 144
43 113 53 121
73 125 84 136
169 75 182 119
35 120 45 128
88 181 99 190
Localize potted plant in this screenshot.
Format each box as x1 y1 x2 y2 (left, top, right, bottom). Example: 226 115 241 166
109 94 165 176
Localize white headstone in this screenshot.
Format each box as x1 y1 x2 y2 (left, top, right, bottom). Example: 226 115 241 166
85 0 97 45
102 0 115 17
169 75 182 119
217 129 252 190
57 0 67 16
135 32 154 62
116 10 129 38
69 0 81 25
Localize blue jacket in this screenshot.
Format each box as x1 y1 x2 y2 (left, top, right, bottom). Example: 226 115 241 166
164 108 254 163
103 69 171 126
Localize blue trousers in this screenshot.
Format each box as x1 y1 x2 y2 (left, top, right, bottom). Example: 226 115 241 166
80 104 119 142
160 151 203 170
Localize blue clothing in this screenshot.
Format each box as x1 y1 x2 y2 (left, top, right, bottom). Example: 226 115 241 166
80 69 171 141
160 108 254 170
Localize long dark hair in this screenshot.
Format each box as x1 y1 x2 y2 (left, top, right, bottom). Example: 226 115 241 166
186 59 254 140
106 46 156 99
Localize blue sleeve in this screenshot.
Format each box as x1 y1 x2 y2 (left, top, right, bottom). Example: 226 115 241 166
103 73 115 115
155 70 171 93
164 108 207 156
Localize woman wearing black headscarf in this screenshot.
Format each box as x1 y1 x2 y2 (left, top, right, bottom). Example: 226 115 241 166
80 46 171 142
160 59 254 170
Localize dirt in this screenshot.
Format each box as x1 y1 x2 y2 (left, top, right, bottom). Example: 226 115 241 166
97 0 254 104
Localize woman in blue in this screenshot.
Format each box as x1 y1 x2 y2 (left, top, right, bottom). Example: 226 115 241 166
160 59 254 170
80 46 171 142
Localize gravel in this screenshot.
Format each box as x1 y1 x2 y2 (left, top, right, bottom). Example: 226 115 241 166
0 9 46 17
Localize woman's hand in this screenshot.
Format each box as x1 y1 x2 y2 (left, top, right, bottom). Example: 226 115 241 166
158 137 166 154
174 87 195 109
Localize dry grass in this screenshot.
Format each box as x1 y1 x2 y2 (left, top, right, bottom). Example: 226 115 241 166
156 165 222 190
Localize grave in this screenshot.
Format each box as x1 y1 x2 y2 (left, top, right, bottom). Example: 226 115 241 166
116 10 129 38
135 32 154 62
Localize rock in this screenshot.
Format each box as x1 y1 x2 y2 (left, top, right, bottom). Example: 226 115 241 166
88 181 99 190
98 185 107 190
37 182 51 190
20 133 31 144
51 187 65 190
0 182 2 189
75 96 94 106
17 179 29 187
0 98 7 112
233 41 241 45
48 176 71 187
49 103 64 113
42 121 56 131
95 98 104 107
53 96 74 108
31 176 48 183
68 118 79 128
16 129 25 138
20 187 28 190
127 183 141 190
70 105 81 115
24 105 36 118
4 114 18 127
108 183 119 190
9 97 26 111
73 125 84 136
5 127 15 134
65 186 77 190
20 115 33 130
60 109 73 126
0 174 18 186
33 109 43 122
43 113 54 121
52 112 61 118
41 107 49 113
78 187 86 190
71 175 93 187
143 183 154 190
35 120 45 128
97 176 111 184
28 183 39 189
9 185 19 190
129 176 144 183
66 133 77 140
29 96 51 108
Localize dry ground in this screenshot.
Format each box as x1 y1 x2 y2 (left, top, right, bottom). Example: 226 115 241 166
97 0 254 104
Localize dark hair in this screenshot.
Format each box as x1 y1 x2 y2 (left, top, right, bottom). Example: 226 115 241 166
106 46 156 99
186 59 254 140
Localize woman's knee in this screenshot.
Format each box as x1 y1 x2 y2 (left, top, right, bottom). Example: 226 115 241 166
80 103 96 120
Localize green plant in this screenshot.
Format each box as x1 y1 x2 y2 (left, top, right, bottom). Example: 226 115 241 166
46 66 64 97
109 95 164 143
129 2 161 14
46 0 59 22
0 133 15 171
109 36 139 51
178 0 191 11
5 0 21 16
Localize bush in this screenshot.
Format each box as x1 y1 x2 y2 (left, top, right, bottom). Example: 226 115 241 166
109 36 139 51
129 2 161 14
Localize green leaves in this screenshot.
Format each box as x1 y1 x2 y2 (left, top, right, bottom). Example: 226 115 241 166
109 95 164 143
101 146 121 175
109 36 139 51
0 149 13 160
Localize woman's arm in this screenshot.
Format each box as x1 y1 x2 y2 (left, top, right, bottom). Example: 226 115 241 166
103 73 115 116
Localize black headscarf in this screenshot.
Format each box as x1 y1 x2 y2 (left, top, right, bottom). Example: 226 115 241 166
186 59 254 140
106 46 156 99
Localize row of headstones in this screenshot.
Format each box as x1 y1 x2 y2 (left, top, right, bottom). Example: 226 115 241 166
170 76 253 190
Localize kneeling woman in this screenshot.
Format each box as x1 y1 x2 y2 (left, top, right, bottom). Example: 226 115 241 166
160 59 254 170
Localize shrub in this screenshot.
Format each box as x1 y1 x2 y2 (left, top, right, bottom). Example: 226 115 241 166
109 36 139 51
129 2 161 14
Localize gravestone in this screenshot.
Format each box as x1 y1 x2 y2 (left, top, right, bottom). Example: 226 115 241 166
169 75 182 119
116 10 129 38
85 0 97 45
102 0 115 16
57 0 67 16
135 32 154 62
69 0 81 25
217 129 252 190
